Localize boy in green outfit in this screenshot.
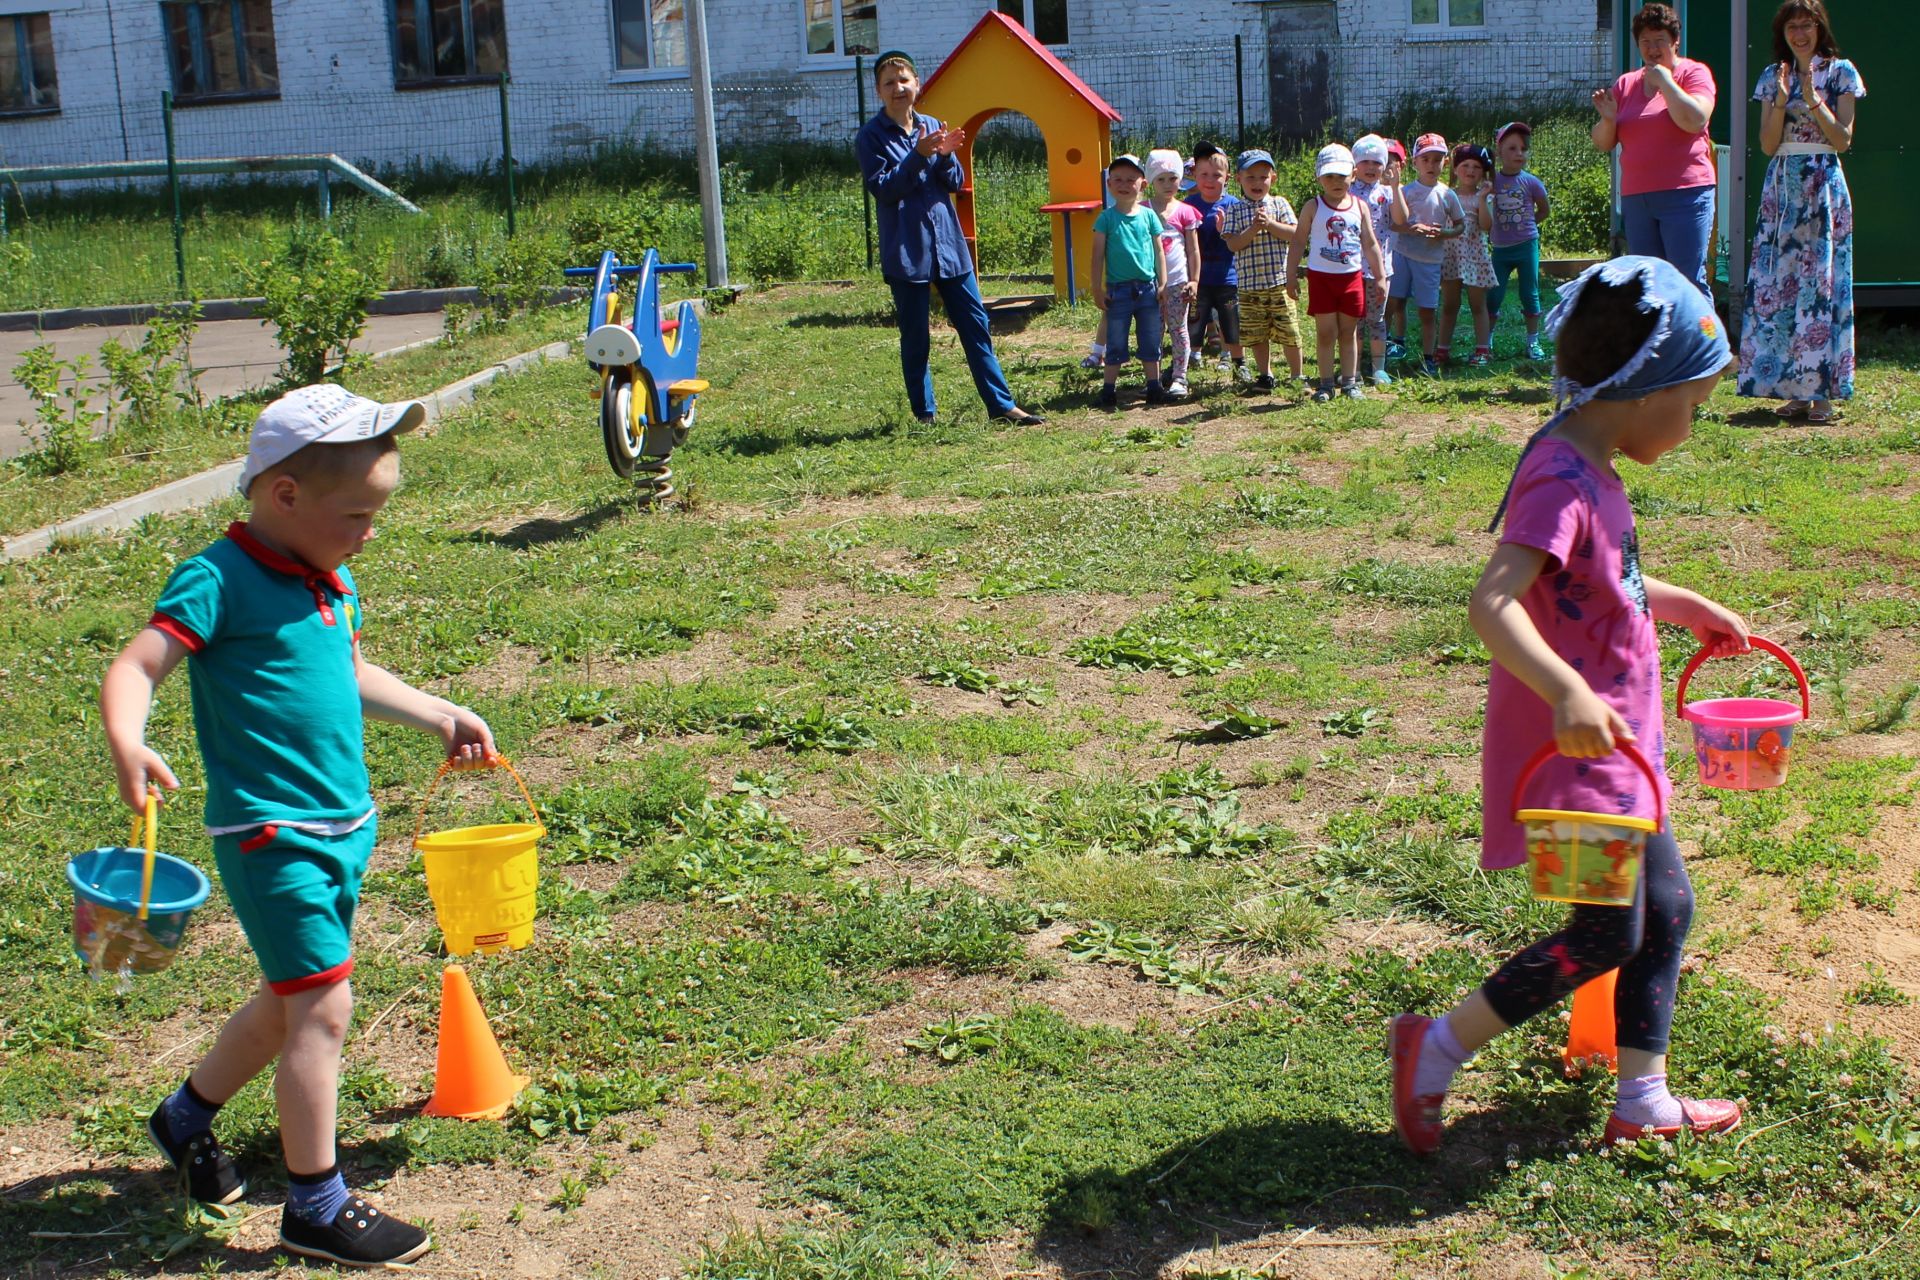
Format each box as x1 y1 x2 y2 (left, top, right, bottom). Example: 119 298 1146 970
1091 153 1170 410
102 383 497 1270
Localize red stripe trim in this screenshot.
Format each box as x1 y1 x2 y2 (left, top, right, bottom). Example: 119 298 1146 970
269 958 354 996
238 824 280 853
147 612 205 654
224 521 350 596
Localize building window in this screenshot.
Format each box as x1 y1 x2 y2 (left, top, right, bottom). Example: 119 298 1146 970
803 0 875 58
393 0 508 87
613 0 685 72
1410 0 1485 31
1597 0 1612 30
163 1 278 102
997 0 1066 45
0 13 57 115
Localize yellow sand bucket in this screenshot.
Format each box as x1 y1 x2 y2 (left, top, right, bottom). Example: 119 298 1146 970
1511 742 1664 908
412 758 545 957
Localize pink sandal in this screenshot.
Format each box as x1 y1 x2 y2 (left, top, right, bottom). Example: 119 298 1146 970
1602 1096 1742 1145
1390 1014 1447 1155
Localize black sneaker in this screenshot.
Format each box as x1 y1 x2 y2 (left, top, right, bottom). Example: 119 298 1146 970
1144 383 1169 405
280 1194 432 1270
1096 385 1118 410
1312 382 1334 403
147 1101 246 1206
1251 373 1276 392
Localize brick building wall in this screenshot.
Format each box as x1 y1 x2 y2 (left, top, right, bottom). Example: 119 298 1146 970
0 0 1606 173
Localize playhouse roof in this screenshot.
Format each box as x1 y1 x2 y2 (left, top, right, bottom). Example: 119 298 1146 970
918 10 1123 124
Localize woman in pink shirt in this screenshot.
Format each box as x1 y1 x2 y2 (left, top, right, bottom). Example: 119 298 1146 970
1591 3 1718 296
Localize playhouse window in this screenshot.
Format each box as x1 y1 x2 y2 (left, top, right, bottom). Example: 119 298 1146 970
997 0 1067 45
163 0 279 102
392 0 509 87
1410 0 1485 31
0 13 57 115
613 0 685 72
804 0 877 58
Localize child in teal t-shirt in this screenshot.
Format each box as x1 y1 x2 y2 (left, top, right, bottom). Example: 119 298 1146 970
1091 153 1169 409
102 384 496 1270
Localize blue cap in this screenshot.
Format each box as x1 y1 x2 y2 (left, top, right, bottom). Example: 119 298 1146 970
1236 148 1275 172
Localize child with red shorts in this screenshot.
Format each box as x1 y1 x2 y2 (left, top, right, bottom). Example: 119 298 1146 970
1290 144 1387 401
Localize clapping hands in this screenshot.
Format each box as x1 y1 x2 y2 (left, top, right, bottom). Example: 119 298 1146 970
1591 86 1618 121
914 126 966 158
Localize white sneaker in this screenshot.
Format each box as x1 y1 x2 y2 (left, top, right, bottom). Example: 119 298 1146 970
1371 369 1394 387
1080 351 1105 370
1234 363 1255 384
1344 382 1366 401
1167 379 1189 399
1216 356 1233 375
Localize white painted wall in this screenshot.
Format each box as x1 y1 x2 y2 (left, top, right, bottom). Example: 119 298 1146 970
0 0 1603 173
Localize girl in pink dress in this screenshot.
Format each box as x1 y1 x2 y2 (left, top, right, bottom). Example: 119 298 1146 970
1390 257 1749 1154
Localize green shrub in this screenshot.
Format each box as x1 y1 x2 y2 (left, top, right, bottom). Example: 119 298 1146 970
240 222 385 385
472 230 563 328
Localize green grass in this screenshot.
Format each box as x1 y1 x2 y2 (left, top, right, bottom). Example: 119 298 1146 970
3 279 1918 1278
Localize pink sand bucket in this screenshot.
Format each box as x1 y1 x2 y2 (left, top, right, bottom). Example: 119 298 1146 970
1674 636 1810 792
1511 742 1664 908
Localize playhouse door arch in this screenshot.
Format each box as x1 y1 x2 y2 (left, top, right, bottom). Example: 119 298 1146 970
951 109 1103 298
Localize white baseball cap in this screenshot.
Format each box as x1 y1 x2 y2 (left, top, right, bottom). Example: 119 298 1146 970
238 383 426 495
1145 148 1184 183
1315 144 1355 178
1352 134 1389 166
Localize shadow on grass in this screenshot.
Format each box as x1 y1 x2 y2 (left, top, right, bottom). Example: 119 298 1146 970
788 310 898 330
1028 1102 1584 1278
708 418 903 457
453 499 633 549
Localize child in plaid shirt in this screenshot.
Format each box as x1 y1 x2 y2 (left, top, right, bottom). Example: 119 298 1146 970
1219 149 1302 392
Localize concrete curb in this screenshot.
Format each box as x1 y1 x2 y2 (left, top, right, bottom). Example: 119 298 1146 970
0 286 590 333
2 337 577 562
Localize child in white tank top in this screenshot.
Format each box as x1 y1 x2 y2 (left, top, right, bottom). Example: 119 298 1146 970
1289 145 1387 401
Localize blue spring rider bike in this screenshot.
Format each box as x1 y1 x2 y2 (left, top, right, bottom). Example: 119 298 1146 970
564 249 708 500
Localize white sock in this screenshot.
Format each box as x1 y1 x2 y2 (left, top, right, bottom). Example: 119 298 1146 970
1413 1015 1472 1097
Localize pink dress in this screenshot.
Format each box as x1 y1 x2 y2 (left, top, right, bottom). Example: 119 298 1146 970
1480 440 1671 870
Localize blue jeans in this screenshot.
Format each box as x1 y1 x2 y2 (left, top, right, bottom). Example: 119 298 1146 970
886 272 1016 419
1102 280 1163 367
1621 185 1715 298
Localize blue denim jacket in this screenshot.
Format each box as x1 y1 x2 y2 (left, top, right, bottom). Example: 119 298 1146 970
855 109 975 284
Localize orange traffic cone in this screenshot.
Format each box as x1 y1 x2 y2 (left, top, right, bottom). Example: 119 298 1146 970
1563 968 1619 1076
422 963 529 1120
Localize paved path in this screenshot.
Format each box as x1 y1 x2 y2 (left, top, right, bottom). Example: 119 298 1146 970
0 311 447 460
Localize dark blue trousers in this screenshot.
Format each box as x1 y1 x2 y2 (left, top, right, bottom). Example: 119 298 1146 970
887 272 1016 419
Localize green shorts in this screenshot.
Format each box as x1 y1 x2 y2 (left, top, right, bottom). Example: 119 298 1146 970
213 819 375 994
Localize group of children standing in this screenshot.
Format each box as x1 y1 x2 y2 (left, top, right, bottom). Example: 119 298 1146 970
1087 125 1553 404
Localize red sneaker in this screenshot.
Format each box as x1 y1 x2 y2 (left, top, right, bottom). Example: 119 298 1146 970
1390 1013 1446 1155
1603 1096 1742 1146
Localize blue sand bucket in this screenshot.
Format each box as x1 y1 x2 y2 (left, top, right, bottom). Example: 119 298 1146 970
66 795 210 978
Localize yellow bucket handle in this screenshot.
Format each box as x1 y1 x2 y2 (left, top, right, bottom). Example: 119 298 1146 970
130 790 158 922
411 756 543 849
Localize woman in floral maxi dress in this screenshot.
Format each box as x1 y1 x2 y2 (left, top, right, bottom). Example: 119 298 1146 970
1738 0 1864 424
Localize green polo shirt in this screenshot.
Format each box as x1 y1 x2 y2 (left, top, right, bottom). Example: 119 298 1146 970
150 522 371 830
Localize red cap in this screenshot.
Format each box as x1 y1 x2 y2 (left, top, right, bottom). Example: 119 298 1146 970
1385 138 1408 162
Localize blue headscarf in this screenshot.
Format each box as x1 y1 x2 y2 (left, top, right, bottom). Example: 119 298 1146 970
1488 256 1732 531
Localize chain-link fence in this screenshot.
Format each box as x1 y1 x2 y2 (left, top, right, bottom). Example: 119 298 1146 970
0 30 1618 306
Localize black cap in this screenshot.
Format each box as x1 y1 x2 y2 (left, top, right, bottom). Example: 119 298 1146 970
1107 153 1146 177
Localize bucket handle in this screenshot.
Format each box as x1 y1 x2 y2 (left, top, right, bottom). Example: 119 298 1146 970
130 790 158 922
1510 740 1665 831
411 756 543 849
1673 635 1810 722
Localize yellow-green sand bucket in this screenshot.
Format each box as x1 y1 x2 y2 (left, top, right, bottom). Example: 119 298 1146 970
1511 742 1664 908
413 758 545 956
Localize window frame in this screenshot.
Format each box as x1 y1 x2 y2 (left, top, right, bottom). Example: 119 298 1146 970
798 0 877 63
390 0 510 91
0 11 58 117
1407 0 1488 40
161 0 279 106
996 0 1069 47
608 0 688 82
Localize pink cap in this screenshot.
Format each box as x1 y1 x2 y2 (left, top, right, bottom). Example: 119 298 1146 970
1413 133 1448 158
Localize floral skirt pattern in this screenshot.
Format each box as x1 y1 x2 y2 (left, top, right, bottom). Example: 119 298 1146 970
1444 225 1497 289
1738 154 1855 401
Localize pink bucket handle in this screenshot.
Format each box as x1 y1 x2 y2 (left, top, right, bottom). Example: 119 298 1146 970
1510 740 1665 831
1673 635 1811 722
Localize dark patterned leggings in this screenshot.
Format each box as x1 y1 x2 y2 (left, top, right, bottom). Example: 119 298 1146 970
1482 830 1692 1054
